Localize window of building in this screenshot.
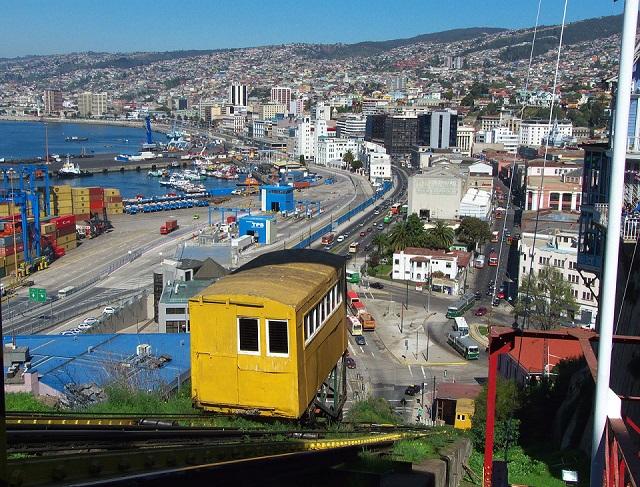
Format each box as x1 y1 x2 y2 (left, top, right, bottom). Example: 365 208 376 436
166 320 187 333
582 292 592 301
267 320 288 356
446 262 452 268
572 289 578 298
238 317 260 354
304 282 342 344
416 261 422 268
166 307 186 315
394 259 400 265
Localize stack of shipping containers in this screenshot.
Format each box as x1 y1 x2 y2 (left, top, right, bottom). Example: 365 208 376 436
71 187 90 220
53 215 77 256
104 188 123 215
51 185 73 217
0 219 24 278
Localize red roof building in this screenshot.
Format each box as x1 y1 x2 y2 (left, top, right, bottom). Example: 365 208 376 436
498 336 584 385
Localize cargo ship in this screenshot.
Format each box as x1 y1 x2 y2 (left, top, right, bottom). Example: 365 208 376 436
65 136 89 142
56 156 93 179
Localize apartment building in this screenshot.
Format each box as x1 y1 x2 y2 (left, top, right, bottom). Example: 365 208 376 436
520 119 573 147
43 88 62 115
315 137 360 168
519 231 598 327
270 86 291 108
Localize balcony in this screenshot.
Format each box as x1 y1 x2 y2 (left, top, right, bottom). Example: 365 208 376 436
628 136 640 153
592 203 640 243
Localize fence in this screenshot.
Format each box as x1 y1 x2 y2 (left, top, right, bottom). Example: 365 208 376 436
292 181 393 250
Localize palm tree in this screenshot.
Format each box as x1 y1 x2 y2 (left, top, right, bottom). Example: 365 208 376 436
426 220 455 250
372 233 388 254
387 222 413 253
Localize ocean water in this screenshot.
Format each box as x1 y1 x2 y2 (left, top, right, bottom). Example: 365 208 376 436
0 120 150 160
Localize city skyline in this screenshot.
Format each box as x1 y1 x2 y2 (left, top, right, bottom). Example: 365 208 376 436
1 0 623 58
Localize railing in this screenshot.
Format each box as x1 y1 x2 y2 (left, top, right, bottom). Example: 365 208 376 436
592 202 640 242
605 417 640 487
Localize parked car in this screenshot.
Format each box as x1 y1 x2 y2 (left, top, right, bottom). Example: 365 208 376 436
475 307 488 316
497 291 505 299
337 235 345 243
77 323 93 331
404 384 422 396
360 231 366 237
492 298 500 307
346 357 356 369
474 290 482 300
370 282 384 289
103 306 117 315
83 317 99 326
355 336 366 346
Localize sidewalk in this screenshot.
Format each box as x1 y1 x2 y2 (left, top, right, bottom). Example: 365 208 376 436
364 299 467 367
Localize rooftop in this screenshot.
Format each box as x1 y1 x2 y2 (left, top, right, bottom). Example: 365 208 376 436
436 383 482 400
508 336 584 375
161 279 213 304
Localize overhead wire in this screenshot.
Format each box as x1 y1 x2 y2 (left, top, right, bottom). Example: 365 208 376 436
521 0 569 330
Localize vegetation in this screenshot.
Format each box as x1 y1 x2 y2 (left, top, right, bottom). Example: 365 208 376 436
514 266 578 330
6 393 54 412
345 397 401 425
84 384 196 415
392 428 466 463
350 160 363 171
456 217 492 251
385 214 454 253
343 150 355 167
470 378 521 453
478 325 488 336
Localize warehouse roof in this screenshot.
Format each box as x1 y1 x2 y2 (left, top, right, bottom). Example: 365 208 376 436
198 250 345 308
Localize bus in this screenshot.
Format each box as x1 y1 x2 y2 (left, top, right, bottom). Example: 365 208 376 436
349 242 359 253
453 317 469 336
348 315 363 336
447 332 480 360
58 286 75 299
401 204 408 214
346 290 360 306
346 269 361 284
490 231 499 243
445 292 476 318
321 233 335 245
390 204 401 215
488 251 498 266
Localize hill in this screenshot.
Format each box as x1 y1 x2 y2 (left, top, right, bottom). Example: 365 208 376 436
297 27 507 59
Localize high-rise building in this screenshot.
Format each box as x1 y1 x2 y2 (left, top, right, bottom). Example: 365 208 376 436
270 86 291 108
417 110 459 149
387 75 407 92
336 115 366 139
228 84 248 107
295 117 315 160
43 89 63 115
77 92 107 117
314 102 331 121
456 125 475 157
519 119 572 147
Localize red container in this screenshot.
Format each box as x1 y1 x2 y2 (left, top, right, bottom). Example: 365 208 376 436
105 196 123 203
0 243 24 256
293 181 310 189
52 215 76 229
226 216 236 224
54 246 65 258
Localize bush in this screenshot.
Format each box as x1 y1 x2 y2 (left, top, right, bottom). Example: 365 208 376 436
5 393 54 412
345 397 401 425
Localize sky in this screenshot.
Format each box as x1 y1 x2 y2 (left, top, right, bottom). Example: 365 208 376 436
1 0 625 58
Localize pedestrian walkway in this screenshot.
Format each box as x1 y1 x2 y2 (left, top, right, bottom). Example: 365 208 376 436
364 299 467 367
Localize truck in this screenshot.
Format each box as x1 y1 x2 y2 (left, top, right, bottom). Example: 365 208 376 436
231 234 253 251
358 312 376 331
474 255 485 268
488 251 498 266
160 219 178 235
321 233 335 245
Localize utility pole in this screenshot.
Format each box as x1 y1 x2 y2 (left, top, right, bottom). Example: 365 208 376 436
400 303 404 333
405 279 409 310
415 330 419 359
426 329 430 361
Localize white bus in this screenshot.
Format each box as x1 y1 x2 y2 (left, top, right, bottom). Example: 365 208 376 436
57 286 75 299
348 315 363 336
349 242 359 253
453 317 469 336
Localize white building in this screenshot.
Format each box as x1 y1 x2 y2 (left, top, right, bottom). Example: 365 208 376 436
369 156 392 183
260 102 287 120
252 120 270 139
459 188 491 220
518 231 598 327
408 165 465 220
228 84 248 107
520 119 572 147
336 115 366 139
477 127 519 154
456 125 475 157
392 247 472 295
315 137 360 168
314 102 331 121
295 117 315 160
270 86 291 108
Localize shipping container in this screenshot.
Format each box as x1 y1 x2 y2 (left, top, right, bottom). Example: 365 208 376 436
160 219 178 235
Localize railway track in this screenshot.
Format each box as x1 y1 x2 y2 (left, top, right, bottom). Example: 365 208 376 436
6 413 424 487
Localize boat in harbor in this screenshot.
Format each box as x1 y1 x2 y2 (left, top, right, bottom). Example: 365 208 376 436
65 136 89 142
148 170 163 177
56 156 92 179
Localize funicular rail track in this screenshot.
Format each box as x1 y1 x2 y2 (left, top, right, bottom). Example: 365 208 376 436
6 412 425 487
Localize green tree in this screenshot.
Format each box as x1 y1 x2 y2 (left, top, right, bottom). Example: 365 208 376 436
387 223 413 253
470 378 521 453
460 93 475 107
456 217 492 250
372 233 388 254
514 266 578 330
350 160 363 171
425 220 454 250
343 150 355 166
405 214 426 241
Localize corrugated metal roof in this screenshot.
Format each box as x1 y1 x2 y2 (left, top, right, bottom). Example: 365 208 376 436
197 262 336 308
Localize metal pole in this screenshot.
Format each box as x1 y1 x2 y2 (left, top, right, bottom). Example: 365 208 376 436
0 294 7 484
426 329 430 361
405 279 409 310
591 1 638 484
400 304 404 334
416 330 418 359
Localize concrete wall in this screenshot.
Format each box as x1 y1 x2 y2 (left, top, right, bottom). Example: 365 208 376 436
92 292 150 334
412 438 473 487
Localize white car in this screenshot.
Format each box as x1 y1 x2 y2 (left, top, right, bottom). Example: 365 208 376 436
60 330 75 336
77 323 93 331
374 210 380 215
103 306 117 315
336 235 345 243
83 317 99 326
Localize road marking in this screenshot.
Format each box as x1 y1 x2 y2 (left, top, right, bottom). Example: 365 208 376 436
370 351 375 358
408 365 413 377
421 366 426 378
359 346 364 354
348 343 356 355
